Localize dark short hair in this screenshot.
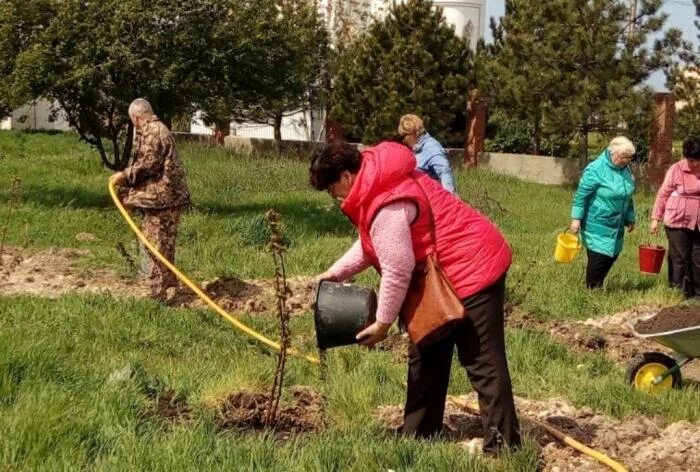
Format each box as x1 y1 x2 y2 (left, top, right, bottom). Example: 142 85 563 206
683 136 700 160
309 141 362 191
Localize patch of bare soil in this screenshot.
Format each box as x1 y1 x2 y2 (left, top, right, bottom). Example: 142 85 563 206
212 386 324 440
374 332 410 362
509 306 700 383
636 305 700 334
0 246 148 298
0 245 316 316
174 275 316 316
143 389 192 423
375 394 700 471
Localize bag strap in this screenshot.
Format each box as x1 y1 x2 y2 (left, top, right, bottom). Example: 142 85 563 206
411 175 438 251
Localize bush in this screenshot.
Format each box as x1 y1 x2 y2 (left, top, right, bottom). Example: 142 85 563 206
485 110 571 157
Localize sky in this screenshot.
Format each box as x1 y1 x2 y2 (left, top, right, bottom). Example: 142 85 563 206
482 0 699 91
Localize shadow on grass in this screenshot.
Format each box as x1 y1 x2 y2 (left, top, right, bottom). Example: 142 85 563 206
605 277 658 293
199 198 353 237
18 182 353 239
21 184 112 209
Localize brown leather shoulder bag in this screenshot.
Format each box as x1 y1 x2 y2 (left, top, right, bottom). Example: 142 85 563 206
399 179 466 347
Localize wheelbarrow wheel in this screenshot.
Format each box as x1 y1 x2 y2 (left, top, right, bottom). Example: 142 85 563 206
626 352 682 394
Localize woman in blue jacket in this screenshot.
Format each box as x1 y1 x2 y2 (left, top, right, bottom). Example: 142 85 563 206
570 136 636 288
398 114 456 193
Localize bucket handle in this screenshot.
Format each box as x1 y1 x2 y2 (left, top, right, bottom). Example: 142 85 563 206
641 241 665 251
562 228 581 248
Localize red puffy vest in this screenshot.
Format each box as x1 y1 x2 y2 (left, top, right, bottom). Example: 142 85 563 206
341 142 511 299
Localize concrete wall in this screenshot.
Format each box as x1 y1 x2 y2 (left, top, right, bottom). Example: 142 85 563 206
478 151 580 185
446 149 580 185
221 137 581 185
224 135 322 156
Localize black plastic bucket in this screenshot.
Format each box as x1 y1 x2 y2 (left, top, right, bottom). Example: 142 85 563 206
313 281 377 350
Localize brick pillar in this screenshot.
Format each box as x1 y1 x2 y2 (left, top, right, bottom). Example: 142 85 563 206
465 89 486 167
647 92 675 190
324 116 344 142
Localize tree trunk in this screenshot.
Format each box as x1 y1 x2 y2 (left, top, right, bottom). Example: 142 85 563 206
119 122 134 169
578 127 589 170
532 115 542 156
273 111 283 154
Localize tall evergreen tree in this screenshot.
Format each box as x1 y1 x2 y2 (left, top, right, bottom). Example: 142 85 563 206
668 0 700 139
480 0 686 166
330 0 471 144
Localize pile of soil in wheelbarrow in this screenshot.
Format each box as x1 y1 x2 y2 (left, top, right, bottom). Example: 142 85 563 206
636 305 700 334
212 386 324 440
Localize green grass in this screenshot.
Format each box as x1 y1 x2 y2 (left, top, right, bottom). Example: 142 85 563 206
0 131 698 470
0 295 540 471
0 131 682 319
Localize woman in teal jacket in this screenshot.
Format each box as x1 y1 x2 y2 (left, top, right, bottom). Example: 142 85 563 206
570 136 636 288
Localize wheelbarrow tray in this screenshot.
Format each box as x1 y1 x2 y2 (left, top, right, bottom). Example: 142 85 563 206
629 314 700 358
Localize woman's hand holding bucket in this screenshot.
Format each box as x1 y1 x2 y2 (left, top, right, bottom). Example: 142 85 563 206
356 320 391 347
315 270 338 284
569 219 581 233
650 219 660 235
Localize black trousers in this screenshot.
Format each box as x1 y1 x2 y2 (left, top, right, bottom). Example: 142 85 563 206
585 249 617 289
402 275 521 454
665 227 700 297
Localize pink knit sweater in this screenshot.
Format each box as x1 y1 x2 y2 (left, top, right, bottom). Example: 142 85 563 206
328 201 416 324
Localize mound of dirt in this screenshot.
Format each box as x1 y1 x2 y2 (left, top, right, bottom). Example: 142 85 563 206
375 394 700 471
178 276 316 316
213 386 324 439
636 305 700 334
0 246 316 316
143 389 192 423
509 306 663 362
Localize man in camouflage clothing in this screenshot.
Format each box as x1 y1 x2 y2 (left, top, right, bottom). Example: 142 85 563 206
111 98 190 300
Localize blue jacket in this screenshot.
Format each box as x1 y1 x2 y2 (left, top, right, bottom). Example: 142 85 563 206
571 149 636 257
413 133 456 193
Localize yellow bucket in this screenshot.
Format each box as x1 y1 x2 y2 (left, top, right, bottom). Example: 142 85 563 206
554 231 581 263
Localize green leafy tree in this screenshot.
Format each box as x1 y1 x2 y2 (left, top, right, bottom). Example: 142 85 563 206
330 0 471 145
479 0 687 166
0 0 55 117
1 0 232 169
200 0 329 146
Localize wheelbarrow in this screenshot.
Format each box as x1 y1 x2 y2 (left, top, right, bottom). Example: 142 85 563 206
626 314 700 394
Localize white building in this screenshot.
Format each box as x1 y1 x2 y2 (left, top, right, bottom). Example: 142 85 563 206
0 99 71 132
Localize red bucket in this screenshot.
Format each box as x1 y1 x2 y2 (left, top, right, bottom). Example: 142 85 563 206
639 245 665 274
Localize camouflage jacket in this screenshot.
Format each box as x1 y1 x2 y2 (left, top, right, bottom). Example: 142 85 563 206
123 116 191 209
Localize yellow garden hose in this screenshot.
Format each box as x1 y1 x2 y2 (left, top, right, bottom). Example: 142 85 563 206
448 396 629 472
108 180 320 365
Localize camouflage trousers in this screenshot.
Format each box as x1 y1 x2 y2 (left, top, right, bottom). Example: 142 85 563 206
139 206 182 299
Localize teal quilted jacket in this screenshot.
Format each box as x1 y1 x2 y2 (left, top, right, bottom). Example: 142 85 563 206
571 149 636 257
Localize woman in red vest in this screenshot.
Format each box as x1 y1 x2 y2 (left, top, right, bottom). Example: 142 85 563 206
310 140 521 455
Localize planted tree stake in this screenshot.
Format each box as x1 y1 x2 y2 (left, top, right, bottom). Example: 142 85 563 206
264 209 290 427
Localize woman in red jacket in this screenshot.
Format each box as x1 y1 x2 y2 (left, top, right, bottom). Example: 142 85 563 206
310 140 521 455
